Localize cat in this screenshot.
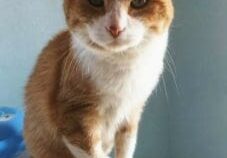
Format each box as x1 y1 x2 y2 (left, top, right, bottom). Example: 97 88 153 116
24 0 174 158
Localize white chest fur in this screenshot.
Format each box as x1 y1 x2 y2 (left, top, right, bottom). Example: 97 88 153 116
72 32 168 139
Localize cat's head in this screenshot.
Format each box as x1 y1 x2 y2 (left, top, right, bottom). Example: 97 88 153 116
64 0 174 54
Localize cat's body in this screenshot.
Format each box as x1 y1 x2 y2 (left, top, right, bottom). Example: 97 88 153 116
24 0 174 158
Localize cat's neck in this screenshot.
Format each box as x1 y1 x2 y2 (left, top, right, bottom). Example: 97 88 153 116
69 32 168 110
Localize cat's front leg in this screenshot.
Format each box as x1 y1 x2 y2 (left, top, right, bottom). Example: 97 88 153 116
115 107 142 158
115 124 138 158
63 136 107 158
60 110 107 158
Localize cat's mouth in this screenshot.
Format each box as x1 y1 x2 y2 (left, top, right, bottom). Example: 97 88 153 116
107 39 130 47
88 38 137 53
88 39 106 51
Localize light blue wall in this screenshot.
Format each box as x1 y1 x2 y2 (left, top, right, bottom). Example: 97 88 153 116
0 0 65 106
0 1 227 158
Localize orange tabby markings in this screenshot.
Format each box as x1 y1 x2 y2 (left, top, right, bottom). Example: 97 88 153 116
24 0 174 158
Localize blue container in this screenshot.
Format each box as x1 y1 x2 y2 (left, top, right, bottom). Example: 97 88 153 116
0 107 25 158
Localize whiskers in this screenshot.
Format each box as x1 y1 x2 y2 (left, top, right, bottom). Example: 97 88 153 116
161 47 180 103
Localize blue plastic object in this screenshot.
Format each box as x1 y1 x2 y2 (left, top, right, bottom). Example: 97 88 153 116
0 107 25 158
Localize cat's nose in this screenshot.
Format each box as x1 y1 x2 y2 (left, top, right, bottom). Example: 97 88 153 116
106 25 125 38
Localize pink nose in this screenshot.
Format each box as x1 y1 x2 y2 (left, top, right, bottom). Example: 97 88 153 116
106 25 125 38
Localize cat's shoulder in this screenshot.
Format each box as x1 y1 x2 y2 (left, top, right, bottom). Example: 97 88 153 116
35 30 71 65
44 30 71 55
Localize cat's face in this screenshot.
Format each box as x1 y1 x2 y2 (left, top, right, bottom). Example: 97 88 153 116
64 0 174 54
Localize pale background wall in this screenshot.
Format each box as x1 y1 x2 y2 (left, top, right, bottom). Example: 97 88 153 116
0 0 65 106
0 0 227 158
167 0 227 158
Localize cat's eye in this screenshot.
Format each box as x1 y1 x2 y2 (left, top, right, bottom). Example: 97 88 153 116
131 0 148 9
88 0 104 7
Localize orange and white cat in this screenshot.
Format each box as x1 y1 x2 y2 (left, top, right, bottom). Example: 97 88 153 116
24 0 174 158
